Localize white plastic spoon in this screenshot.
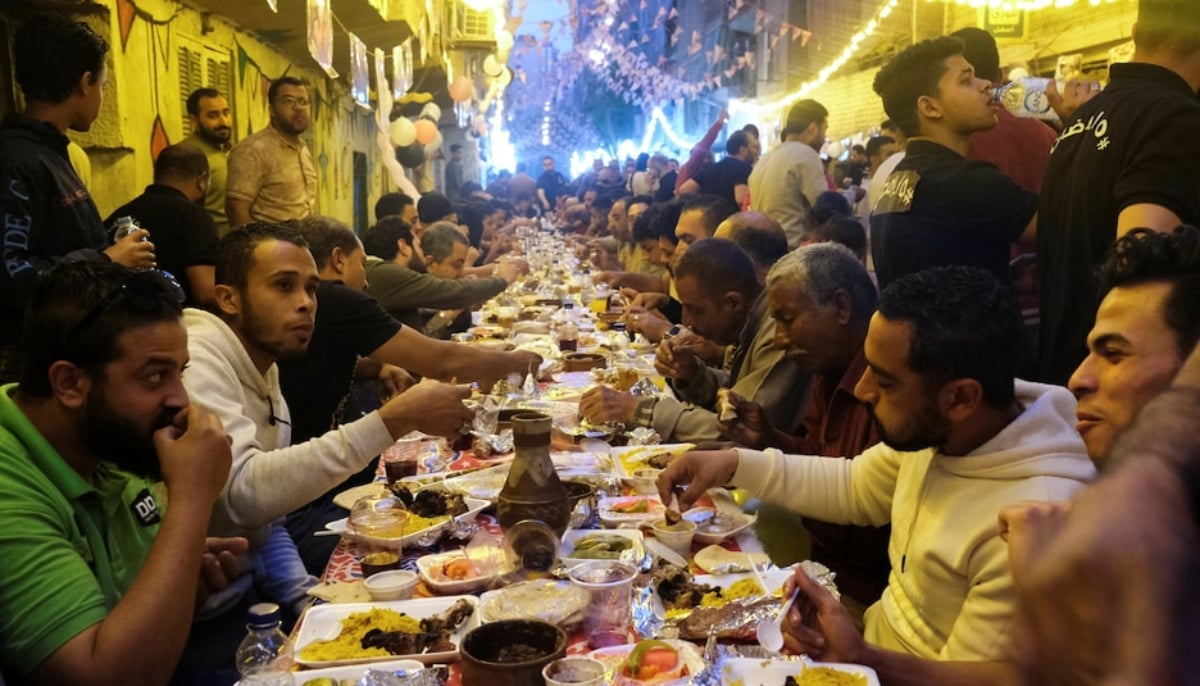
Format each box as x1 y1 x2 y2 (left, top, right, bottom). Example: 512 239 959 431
757 586 800 653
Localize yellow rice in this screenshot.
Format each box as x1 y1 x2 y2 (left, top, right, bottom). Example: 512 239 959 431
795 667 868 686
299 608 421 662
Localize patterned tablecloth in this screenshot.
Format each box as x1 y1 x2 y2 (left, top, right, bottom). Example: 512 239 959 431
300 449 765 683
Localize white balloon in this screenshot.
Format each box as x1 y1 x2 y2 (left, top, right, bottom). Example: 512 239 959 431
482 54 503 77
497 67 513 87
421 103 442 122
389 117 416 147
827 140 845 158
495 30 514 58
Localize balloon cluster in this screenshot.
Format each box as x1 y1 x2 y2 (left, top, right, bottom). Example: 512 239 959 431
390 103 444 168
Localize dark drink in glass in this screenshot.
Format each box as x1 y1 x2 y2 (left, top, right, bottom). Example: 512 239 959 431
360 551 400 577
385 458 418 484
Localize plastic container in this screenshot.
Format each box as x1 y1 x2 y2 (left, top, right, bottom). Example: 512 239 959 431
235 603 293 686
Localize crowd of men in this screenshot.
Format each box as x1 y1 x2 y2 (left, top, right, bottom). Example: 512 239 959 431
0 2 1198 685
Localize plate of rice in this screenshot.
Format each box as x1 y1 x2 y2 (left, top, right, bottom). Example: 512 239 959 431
323 497 488 549
295 596 478 667
720 657 879 686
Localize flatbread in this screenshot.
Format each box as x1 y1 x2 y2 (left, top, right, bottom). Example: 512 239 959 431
306 580 371 604
479 579 589 626
332 483 390 510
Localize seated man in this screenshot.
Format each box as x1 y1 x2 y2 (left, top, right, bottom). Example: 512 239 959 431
713 211 789 285
420 222 474 280
721 244 890 606
374 191 418 225
103 143 219 309
182 224 478 627
363 217 517 333
0 262 236 685
659 266 1095 684
581 239 807 443
1000 342 1200 685
1068 226 1200 467
280 217 542 570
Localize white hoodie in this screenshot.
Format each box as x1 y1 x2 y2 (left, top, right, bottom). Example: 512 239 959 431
182 309 395 543
732 380 1096 661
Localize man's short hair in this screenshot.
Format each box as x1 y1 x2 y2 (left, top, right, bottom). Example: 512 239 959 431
292 216 360 270
450 144 463 153
19 263 183 397
592 195 614 213
810 216 868 263
851 144 867 156
726 130 751 156
873 36 965 139
767 243 877 328
543 156 554 163
720 213 789 271
363 217 415 261
215 222 308 291
628 194 655 210
951 27 1001 82
878 265 1023 408
680 194 738 236
153 144 209 183
742 123 760 140
186 87 222 116
632 203 663 244
418 192 455 225
812 191 853 227
1098 226 1200 357
14 14 109 104
420 222 469 263
865 135 896 160
674 238 759 298
267 76 305 106
653 199 687 243
781 99 829 140
1136 0 1200 55
375 192 415 221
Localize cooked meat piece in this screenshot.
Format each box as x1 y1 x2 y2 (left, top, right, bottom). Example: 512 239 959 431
361 628 432 655
420 598 475 636
646 452 675 470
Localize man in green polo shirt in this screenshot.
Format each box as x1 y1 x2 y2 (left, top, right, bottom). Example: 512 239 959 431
0 262 237 685
182 87 233 236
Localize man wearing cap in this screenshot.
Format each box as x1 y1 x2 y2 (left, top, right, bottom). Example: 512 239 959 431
749 99 831 249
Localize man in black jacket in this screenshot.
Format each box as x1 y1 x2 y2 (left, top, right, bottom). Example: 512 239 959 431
0 14 154 381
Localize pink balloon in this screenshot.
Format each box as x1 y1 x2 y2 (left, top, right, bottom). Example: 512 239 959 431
449 76 473 103
413 118 438 145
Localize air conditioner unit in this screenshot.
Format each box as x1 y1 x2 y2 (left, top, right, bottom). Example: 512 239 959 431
448 2 495 47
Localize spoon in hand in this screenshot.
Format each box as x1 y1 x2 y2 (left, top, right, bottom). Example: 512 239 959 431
757 586 800 653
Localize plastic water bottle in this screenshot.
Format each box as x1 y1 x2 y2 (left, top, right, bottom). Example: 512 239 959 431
112 216 147 242
235 603 293 686
556 301 579 352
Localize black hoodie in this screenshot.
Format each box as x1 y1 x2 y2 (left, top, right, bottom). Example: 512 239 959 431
0 115 107 343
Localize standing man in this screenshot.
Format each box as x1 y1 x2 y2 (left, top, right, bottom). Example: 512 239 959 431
0 14 155 382
225 76 317 228
870 36 1037 289
182 88 234 236
444 144 465 200
953 28 1057 195
749 99 830 249
537 156 567 212
679 130 758 207
0 261 237 685
104 144 220 309
1036 0 1200 385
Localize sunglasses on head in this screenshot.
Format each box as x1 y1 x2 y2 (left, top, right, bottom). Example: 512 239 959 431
62 269 186 351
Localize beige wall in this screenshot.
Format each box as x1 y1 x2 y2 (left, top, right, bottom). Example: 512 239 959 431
67 0 387 229
806 0 1137 142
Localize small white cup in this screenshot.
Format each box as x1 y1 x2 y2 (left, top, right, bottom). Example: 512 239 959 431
543 657 607 686
363 569 418 601
651 519 697 557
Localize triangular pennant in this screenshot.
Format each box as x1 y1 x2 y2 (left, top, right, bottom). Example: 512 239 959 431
669 7 678 19
725 66 736 78
792 26 803 41
117 0 136 50
801 30 812 47
149 115 170 162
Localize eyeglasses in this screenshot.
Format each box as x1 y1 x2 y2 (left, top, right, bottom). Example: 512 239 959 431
276 95 311 109
63 270 186 352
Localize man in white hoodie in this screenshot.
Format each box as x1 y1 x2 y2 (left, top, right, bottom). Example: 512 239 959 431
659 266 1095 685
179 223 474 675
